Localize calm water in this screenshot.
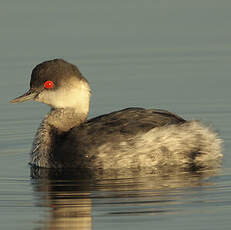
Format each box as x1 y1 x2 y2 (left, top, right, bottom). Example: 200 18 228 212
1 0 231 229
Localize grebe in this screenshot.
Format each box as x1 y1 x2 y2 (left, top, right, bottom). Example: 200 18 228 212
10 59 222 170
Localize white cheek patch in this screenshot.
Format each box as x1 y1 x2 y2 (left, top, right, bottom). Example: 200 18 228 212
38 89 77 107
35 80 91 114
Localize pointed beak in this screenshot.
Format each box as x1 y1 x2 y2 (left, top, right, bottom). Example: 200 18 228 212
10 88 39 103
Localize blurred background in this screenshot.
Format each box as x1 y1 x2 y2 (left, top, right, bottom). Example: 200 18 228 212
0 1 231 230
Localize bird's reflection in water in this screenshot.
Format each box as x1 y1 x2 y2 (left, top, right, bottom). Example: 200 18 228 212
31 165 221 230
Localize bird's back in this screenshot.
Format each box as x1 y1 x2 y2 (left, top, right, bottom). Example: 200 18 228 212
76 107 185 136
55 108 188 168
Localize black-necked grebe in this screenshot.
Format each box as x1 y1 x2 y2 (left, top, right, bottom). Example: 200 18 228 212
10 59 222 169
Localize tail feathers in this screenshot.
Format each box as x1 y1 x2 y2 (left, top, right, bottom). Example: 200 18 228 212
97 121 222 170
135 121 223 167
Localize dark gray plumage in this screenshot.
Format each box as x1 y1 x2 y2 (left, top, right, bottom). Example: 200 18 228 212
10 59 222 170
53 108 186 168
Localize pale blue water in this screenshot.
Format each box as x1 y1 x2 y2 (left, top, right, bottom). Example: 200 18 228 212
0 1 231 229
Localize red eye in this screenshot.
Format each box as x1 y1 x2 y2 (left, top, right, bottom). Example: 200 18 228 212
44 80 54 89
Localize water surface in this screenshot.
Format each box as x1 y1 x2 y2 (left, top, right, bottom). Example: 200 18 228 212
0 1 231 229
